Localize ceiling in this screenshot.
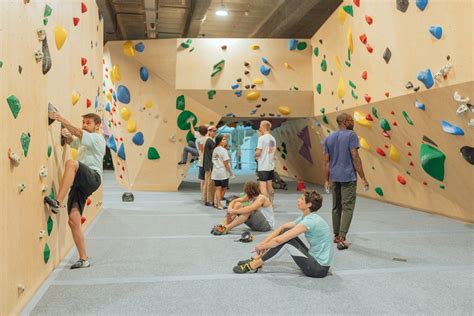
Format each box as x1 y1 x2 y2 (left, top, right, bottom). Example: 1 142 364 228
97 0 342 42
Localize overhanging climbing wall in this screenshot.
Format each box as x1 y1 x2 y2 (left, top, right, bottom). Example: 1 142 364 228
0 1 104 314
273 0 473 222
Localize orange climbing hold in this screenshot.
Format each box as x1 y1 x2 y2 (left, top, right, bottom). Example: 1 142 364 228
397 175 407 185
362 71 367 80
365 15 373 25
376 147 386 157
385 92 390 97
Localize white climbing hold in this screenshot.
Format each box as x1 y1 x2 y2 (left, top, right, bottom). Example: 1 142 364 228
434 63 452 80
18 183 26 193
456 104 470 116
454 91 470 103
468 119 474 128
35 50 44 62
8 148 21 164
39 230 47 239
42 185 49 193
39 165 48 177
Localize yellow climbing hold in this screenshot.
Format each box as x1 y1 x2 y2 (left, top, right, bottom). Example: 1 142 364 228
106 91 112 102
359 137 371 150
354 111 372 128
120 107 131 120
284 62 290 69
246 91 260 101
335 56 342 72
338 7 346 24
278 106 291 115
250 44 260 50
145 100 153 108
111 65 122 82
71 91 80 105
347 28 353 54
389 145 400 162
253 78 264 85
122 41 135 57
126 119 137 132
54 25 67 50
337 76 345 99
70 148 78 160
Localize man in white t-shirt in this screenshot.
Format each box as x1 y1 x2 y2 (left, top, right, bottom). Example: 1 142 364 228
45 112 106 269
254 120 277 203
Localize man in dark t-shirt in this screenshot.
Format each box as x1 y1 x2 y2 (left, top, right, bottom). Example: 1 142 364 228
203 126 217 206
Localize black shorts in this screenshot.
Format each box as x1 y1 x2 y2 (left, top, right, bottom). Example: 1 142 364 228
214 179 229 188
198 166 205 180
257 170 274 182
68 162 101 215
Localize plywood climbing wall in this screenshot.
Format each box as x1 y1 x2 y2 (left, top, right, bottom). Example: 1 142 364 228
0 1 104 314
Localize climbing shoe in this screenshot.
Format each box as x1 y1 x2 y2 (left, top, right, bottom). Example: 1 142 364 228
44 196 60 214
70 258 90 269
237 257 254 266
212 224 228 235
233 262 258 274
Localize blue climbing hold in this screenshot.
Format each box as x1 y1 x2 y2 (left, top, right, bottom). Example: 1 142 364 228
231 83 239 89
261 57 268 64
429 26 442 39
288 39 297 51
441 120 464 135
260 64 271 76
117 85 131 104
416 0 428 10
416 100 425 110
140 66 149 81
132 132 144 145
105 103 111 112
250 109 257 115
94 96 99 110
235 90 242 97
117 143 126 160
112 90 117 102
417 69 434 89
107 135 117 152
135 42 145 52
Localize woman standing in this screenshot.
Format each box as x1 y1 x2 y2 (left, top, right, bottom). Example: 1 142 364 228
211 135 234 210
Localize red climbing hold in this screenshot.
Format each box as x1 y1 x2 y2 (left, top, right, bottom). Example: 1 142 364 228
81 216 86 224
83 66 89 75
283 165 288 171
365 15 373 25
393 121 398 126
397 175 407 185
119 174 123 179
409 162 414 166
376 147 386 157
81 57 87 66
361 71 368 80
359 34 367 44
382 131 390 138
384 145 389 149
390 111 395 115
81 2 87 13
407 142 411 146
423 181 427 186
86 198 92 206
365 43 373 53
120 137 123 141
73 17 80 26
364 94 371 103
86 98 91 108
365 114 373 121
122 166 125 171
408 152 412 156
385 92 390 97
353 0 360 7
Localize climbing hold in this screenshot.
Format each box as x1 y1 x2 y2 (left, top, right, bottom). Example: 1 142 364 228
180 39 192 48
177 111 197 130
460 146 474 165
359 137 371 150
347 28 354 54
365 43 373 53
54 25 67 50
278 106 291 115
148 147 160 160
420 144 445 181
441 120 464 135
396 0 409 12
337 77 346 99
117 85 131 104
361 71 367 80
44 4 53 17
314 47 319 57
343 5 354 16
117 143 126 160
47 145 52 157
250 44 259 50
7 95 21 118
251 78 263 85
120 107 131 120
397 175 407 185
320 58 327 72
73 17 80 26
86 98 91 108
8 149 21 164
139 66 149 81
416 0 428 10
284 62 290 69
422 135 438 147
365 15 373 25
288 39 297 50
122 41 135 56
107 136 117 152
415 100 425 110
39 165 48 177
297 42 307 50
246 91 260 101
389 145 400 162
379 118 391 131
375 187 384 196
338 7 347 24
316 83 322 94
126 119 137 133
402 111 414 125
429 26 442 39
354 111 371 128
359 33 367 44
20 132 31 157
371 107 379 119
376 147 386 157
231 83 239 89
383 47 392 64
260 64 271 76
385 92 390 98
322 115 328 124
132 132 144 145
417 69 434 89
364 94 371 103
81 216 86 224
207 90 216 100
81 2 87 13
145 100 153 109
365 114 373 121
135 42 145 52
43 244 50 264
349 80 356 89
47 216 53 236
82 65 89 75
111 64 122 82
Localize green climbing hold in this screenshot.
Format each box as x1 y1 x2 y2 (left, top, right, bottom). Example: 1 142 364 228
343 5 353 16
208 90 216 100
148 147 160 160
186 130 196 143
177 110 197 130
349 80 356 89
345 60 351 67
43 18 48 26
20 132 31 157
0 60 3 68
7 95 21 118
297 42 307 50
322 114 329 124
47 145 52 157
420 144 446 181
43 243 50 264
49 187 56 200
372 107 379 119
282 147 288 155
379 118 391 131
281 154 286 159
320 107 325 114
402 111 414 125
440 185 445 189
189 47 195 52
44 4 53 17
176 95 185 111
213 59 225 69
313 47 319 57
375 187 384 196
211 66 223 77
180 39 192 48
347 48 351 61
320 58 327 72
406 170 411 175
316 84 322 94
351 90 358 100
47 216 53 236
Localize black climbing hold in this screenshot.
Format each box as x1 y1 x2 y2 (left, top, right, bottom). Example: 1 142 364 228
251 84 256 89
269 113 275 117
260 113 265 117
256 104 261 108
19 65 22 74
422 135 438 147
236 78 242 82
405 81 414 89
319 39 323 44
262 98 267 102
224 105 228 108
341 100 345 104
414 86 420 92
383 47 392 64
48 103 58 125
245 85 250 89
396 0 409 13
221 45 227 50
330 71 333 76
244 71 250 75
122 192 134 202
41 35 52 75
331 91 334 96
460 146 474 165
244 62 249 67
446 55 450 61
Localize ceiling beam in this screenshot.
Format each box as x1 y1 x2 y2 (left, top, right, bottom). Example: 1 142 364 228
144 0 158 38
96 0 123 42
183 0 212 38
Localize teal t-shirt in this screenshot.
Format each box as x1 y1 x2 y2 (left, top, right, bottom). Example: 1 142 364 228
293 213 333 266
71 131 106 176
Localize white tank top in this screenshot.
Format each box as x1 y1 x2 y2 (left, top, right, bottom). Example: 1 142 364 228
256 195 275 228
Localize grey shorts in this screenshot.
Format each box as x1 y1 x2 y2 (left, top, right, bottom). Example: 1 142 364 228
245 210 272 232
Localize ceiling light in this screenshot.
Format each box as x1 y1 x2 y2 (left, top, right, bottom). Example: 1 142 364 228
215 0 228 16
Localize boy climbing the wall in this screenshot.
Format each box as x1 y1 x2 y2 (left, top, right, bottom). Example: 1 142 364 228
45 112 106 269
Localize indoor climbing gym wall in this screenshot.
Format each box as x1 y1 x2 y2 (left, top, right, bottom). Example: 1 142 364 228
288 0 472 222
0 1 104 314
103 40 221 191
